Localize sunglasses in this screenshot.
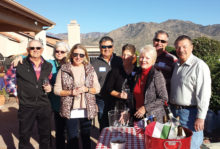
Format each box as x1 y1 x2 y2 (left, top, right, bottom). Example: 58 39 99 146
55 50 66 54
73 53 85 58
29 47 42 50
154 38 167 43
101 45 113 49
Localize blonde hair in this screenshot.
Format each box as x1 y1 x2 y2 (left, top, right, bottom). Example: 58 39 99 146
139 44 157 65
67 43 89 65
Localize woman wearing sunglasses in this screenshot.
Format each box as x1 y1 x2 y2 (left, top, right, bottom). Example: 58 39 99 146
54 44 100 149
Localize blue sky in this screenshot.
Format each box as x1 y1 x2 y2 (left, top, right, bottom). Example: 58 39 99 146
16 0 220 34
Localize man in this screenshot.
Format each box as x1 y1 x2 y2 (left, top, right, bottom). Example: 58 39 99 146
153 30 177 94
4 40 52 149
91 36 122 130
170 35 211 149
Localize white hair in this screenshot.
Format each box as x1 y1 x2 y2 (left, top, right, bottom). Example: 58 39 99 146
139 44 157 64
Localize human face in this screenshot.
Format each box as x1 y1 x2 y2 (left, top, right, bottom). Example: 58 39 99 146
72 48 85 66
55 46 67 61
153 33 168 55
175 39 193 64
100 40 114 59
122 50 134 65
139 51 154 69
27 41 43 59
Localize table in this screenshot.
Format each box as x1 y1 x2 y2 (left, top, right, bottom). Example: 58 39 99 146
96 127 145 149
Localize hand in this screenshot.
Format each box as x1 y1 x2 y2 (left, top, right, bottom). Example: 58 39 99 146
120 91 128 99
43 84 52 93
12 56 23 67
119 111 130 125
194 118 205 131
134 106 146 119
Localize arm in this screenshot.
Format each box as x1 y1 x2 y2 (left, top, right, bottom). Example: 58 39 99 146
54 70 72 96
4 65 17 96
194 62 211 131
88 71 101 94
144 70 168 112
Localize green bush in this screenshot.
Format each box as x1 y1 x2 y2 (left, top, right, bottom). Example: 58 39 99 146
193 37 220 112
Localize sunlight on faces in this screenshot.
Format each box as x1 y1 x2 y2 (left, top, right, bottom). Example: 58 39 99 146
55 46 67 60
122 49 134 65
175 39 193 64
153 33 168 53
139 51 155 69
100 40 114 59
27 40 43 58
72 48 85 66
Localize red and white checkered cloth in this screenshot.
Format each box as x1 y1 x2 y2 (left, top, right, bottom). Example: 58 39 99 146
96 127 145 149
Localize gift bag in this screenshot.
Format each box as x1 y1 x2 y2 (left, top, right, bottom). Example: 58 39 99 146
145 121 192 149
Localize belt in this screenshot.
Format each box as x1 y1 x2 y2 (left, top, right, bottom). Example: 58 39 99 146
169 103 197 109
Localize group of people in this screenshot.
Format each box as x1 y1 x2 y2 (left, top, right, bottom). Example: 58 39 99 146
4 30 211 149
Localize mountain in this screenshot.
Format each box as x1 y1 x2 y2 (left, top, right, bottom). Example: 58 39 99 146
54 19 220 54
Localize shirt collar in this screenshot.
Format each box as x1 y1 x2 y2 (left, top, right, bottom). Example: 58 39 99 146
177 54 194 66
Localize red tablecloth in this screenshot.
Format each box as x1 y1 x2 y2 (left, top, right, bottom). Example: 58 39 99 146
96 127 145 149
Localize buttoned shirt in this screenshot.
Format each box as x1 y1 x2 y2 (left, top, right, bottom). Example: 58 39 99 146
170 54 211 119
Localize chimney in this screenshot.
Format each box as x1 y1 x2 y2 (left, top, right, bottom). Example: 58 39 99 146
68 20 80 49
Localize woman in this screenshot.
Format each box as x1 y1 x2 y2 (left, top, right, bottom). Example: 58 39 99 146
105 44 137 126
133 44 168 123
54 44 100 149
48 42 69 149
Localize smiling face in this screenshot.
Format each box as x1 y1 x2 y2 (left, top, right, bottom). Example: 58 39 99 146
153 33 168 55
27 40 43 59
122 49 134 65
55 46 67 61
100 40 114 59
139 51 154 69
72 48 85 66
175 39 193 64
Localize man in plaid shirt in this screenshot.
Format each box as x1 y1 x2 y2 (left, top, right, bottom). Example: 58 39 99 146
4 40 52 149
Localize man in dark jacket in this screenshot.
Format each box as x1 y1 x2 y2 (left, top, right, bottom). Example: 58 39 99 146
4 40 52 149
91 36 122 130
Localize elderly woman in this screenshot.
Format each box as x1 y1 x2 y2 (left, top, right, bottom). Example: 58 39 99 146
54 44 100 149
48 42 69 149
133 44 168 123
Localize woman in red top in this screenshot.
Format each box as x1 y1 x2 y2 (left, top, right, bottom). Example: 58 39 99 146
133 45 168 123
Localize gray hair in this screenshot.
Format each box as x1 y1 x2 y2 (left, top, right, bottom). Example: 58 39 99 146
53 41 70 56
27 39 43 48
153 30 169 41
139 44 157 64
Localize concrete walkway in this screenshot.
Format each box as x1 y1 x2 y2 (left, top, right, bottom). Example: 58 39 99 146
0 97 220 149
0 97 100 149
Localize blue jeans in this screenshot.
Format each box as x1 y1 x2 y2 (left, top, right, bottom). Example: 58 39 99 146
96 96 105 130
66 118 91 149
171 107 203 149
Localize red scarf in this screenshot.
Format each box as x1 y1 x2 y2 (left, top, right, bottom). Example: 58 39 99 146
133 66 152 109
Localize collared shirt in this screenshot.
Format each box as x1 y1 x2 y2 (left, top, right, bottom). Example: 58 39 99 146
4 57 52 96
170 54 211 119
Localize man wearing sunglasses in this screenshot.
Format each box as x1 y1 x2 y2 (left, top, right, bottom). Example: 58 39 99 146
153 30 177 96
91 36 122 131
4 40 53 149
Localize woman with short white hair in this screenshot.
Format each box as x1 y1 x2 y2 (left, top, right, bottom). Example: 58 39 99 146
132 44 168 123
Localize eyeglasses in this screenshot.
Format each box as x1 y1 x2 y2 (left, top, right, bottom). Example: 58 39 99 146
55 50 66 54
73 53 85 58
29 47 42 50
101 45 113 49
154 38 167 43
